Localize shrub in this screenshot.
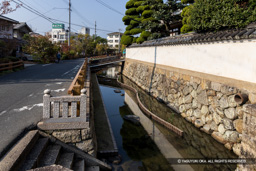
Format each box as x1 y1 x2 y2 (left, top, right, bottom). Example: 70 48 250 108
121 35 133 46
125 8 137 15
130 28 142 35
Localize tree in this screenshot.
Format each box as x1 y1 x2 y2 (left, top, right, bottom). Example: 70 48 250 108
180 0 194 33
151 0 184 37
0 0 21 15
23 34 59 63
182 0 256 33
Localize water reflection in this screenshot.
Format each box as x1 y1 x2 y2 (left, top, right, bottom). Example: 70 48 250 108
122 75 237 171
99 75 173 170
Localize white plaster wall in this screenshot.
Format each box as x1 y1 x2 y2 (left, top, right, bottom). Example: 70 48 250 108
127 40 256 84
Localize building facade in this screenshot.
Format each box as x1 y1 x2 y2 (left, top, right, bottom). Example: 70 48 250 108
79 27 90 35
49 23 68 44
107 32 123 48
0 15 19 39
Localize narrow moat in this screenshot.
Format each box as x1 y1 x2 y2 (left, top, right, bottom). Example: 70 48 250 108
96 67 237 171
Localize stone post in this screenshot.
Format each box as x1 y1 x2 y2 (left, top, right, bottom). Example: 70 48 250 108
237 104 256 170
43 89 51 119
80 88 87 118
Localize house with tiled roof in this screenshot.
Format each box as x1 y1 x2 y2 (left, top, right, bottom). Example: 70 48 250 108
0 15 19 39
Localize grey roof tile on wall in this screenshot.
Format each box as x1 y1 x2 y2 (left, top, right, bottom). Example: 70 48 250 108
129 25 256 48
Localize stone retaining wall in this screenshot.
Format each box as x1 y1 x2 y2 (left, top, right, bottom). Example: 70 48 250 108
44 128 95 156
123 59 255 156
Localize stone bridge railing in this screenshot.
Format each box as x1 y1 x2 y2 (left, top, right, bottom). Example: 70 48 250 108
39 88 89 130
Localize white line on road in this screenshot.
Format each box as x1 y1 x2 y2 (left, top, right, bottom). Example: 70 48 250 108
62 65 80 76
42 64 52 67
52 88 65 92
0 111 7 116
56 82 63 85
13 103 43 112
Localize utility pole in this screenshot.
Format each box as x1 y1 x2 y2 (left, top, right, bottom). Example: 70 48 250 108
118 29 121 54
68 0 71 47
94 21 97 41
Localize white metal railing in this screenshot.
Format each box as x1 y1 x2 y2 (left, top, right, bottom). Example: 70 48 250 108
43 88 87 120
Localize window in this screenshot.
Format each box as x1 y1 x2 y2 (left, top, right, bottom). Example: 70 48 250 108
6 26 9 31
109 45 113 47
108 40 113 43
109 35 113 38
2 26 5 31
60 35 65 39
53 35 57 38
115 45 118 48
115 35 119 38
115 40 118 43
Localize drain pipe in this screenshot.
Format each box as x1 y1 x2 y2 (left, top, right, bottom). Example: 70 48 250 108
234 93 248 105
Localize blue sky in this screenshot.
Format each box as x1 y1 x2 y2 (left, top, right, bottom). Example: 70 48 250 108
5 0 127 38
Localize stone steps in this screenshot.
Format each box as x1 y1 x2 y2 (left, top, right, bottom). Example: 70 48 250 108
38 144 61 167
0 130 111 171
57 152 74 169
19 137 49 171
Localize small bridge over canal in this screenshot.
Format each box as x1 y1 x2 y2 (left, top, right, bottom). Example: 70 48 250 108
89 56 125 68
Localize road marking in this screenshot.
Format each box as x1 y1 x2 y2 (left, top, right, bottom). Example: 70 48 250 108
13 103 43 112
52 88 65 92
56 82 63 85
28 93 34 97
62 65 80 76
42 64 52 67
0 111 7 116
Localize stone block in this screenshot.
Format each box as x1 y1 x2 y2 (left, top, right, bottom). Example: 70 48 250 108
211 82 222 91
193 109 202 118
195 119 204 128
185 103 192 110
184 95 193 104
222 118 234 130
179 105 186 113
181 113 187 118
81 128 91 140
219 96 229 109
76 139 93 152
233 119 243 134
191 90 197 98
213 113 222 125
201 80 211 90
236 107 244 119
207 90 216 96
186 109 193 117
210 121 218 131
52 130 81 143
224 143 233 150
249 93 256 104
218 124 226 134
216 108 225 117
224 108 237 120
190 77 201 85
205 114 213 123
197 90 208 105
224 131 239 143
216 92 223 99
201 124 213 134
228 95 237 108
211 131 227 144
201 105 209 115
233 143 241 156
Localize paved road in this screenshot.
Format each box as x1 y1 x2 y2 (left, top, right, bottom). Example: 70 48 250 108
0 59 84 157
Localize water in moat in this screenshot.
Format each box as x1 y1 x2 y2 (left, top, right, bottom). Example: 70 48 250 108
96 67 237 171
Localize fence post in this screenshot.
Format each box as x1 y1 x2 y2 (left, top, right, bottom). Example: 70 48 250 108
43 89 51 119
80 88 87 118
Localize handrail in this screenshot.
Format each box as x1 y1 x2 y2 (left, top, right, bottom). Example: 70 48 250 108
43 89 87 120
68 58 88 95
0 61 24 72
117 75 183 137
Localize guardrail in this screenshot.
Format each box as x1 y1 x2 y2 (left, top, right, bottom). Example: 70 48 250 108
43 89 87 120
68 58 88 95
117 75 183 137
0 61 24 72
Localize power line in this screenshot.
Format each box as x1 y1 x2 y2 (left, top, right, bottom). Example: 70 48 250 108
12 0 54 23
12 0 117 33
95 0 124 16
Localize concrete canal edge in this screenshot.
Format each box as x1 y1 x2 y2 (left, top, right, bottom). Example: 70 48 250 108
124 92 194 171
91 73 118 157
